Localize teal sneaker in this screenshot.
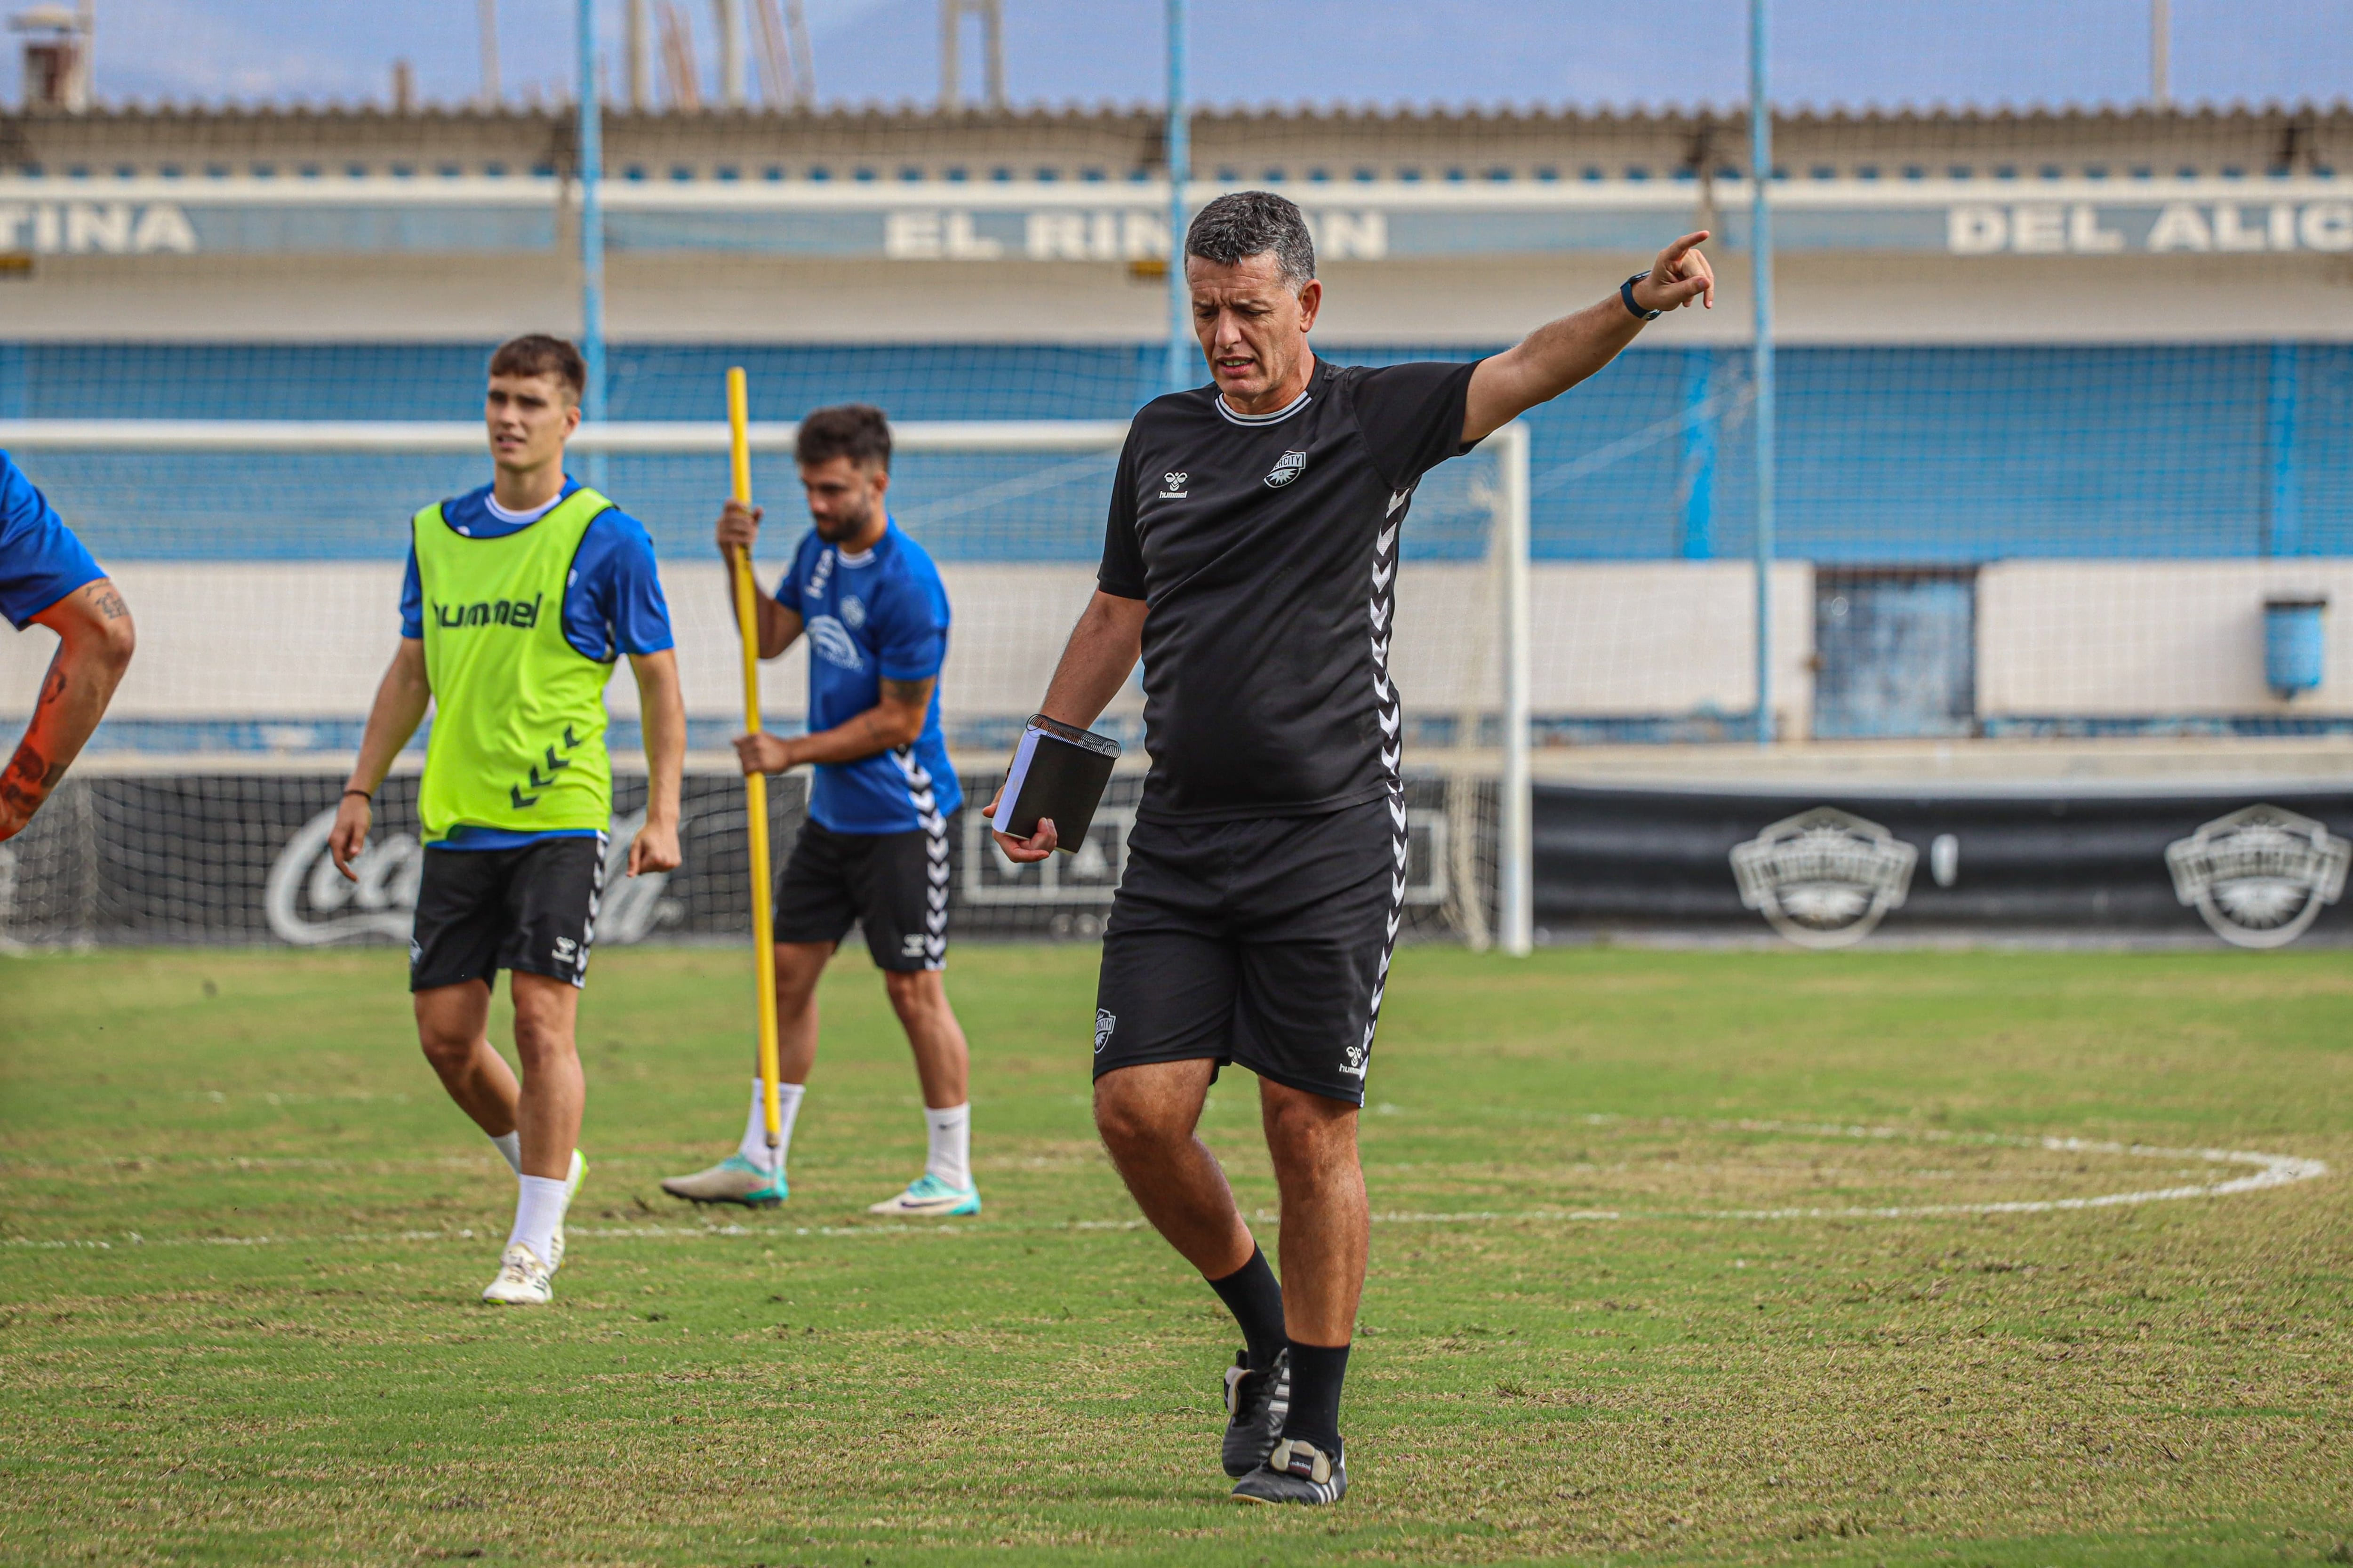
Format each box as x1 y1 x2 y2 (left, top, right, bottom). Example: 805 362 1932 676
660 1152 788 1208
867 1172 981 1217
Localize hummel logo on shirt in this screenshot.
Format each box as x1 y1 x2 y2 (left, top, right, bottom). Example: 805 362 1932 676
430 593 544 631
1159 472 1191 498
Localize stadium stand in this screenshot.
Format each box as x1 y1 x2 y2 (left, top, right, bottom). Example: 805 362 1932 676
1 101 2349 946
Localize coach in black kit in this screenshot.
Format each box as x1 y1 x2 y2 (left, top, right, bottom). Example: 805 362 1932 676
992 190 1713 1504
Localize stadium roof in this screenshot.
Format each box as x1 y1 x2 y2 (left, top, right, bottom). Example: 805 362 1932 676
4 101 2346 187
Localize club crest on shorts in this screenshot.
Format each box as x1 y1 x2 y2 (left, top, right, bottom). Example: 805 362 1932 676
2165 803 2351 949
1730 807 1919 949
1094 1008 1117 1054
1264 449 1308 488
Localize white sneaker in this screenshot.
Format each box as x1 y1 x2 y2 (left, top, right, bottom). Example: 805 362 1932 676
867 1172 982 1217
546 1150 588 1273
480 1242 554 1306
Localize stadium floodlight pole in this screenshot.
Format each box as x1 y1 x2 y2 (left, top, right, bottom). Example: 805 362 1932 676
577 0 609 484
1748 0 1776 746
1496 421 1534 958
726 368 785 1161
1163 0 1190 393
478 0 501 109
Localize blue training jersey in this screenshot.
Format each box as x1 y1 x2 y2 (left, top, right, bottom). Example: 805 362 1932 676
399 476 676 850
0 452 104 630
776 520 962 835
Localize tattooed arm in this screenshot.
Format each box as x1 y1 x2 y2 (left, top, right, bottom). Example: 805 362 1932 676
730 676 936 776
0 579 136 843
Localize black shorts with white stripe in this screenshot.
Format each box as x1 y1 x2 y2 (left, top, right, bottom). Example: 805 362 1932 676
774 816 953 972
409 832 608 993
1091 792 1406 1106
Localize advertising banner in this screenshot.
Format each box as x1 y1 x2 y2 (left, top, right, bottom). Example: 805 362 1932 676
1535 784 2353 948
0 770 1465 948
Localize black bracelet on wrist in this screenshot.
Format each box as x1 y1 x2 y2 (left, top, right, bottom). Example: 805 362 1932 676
1620 272 1662 322
343 788 372 801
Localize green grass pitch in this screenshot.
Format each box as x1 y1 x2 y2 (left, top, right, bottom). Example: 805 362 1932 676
4 944 2351 1566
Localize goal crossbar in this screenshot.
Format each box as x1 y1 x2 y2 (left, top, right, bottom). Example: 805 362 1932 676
0 419 1134 455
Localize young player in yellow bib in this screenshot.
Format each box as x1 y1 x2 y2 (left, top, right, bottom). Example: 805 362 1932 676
330 335 686 1306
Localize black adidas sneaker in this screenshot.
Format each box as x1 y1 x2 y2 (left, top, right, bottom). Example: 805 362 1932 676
1232 1437 1346 1505
1221 1348 1290 1478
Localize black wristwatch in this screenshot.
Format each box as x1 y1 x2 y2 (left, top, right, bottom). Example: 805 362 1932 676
1620 272 1661 321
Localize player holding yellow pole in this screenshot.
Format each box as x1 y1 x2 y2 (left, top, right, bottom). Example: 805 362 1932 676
726 368 785 1165
664 400 978 1216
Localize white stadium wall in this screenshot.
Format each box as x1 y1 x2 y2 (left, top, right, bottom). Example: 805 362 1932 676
15 561 2352 740
1978 560 2353 720
0 560 1810 741
0 561 1128 736
1524 562 1816 732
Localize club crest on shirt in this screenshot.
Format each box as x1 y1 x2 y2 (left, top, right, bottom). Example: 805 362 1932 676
840 594 866 629
1265 449 1308 488
806 614 864 672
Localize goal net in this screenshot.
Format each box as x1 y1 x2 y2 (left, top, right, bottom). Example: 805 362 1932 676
0 418 1529 952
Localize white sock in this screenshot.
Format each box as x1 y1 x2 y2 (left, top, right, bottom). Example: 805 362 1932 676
489 1131 523 1176
924 1102 972 1192
508 1175 570 1265
739 1078 805 1178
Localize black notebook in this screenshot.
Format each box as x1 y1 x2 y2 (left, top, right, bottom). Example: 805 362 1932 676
989 714 1120 852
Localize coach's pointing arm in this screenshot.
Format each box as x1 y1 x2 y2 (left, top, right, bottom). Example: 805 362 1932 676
1461 231 1715 443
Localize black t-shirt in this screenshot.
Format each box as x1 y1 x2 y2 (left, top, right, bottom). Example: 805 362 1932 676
1099 356 1479 823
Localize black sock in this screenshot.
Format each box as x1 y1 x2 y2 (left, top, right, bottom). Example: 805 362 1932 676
1283 1340 1350 1454
1205 1246 1287 1371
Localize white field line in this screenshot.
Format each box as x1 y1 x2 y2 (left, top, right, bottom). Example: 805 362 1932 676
2 1122 2325 1251
1334 1120 2327 1224
1680 1118 2328 1219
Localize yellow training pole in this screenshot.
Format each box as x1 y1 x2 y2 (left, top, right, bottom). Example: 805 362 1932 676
726 368 783 1155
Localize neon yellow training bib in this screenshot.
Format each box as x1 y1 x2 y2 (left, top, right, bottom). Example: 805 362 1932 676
413 487 616 841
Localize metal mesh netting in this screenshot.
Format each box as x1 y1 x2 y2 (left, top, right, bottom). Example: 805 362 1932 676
0 769 1495 951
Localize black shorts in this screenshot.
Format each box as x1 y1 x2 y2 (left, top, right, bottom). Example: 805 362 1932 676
409 834 608 993
1093 792 1406 1105
774 816 951 971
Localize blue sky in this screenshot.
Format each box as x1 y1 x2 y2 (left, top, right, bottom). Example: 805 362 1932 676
58 0 2353 112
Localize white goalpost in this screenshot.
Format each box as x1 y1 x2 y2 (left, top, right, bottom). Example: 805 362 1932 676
0 417 1533 954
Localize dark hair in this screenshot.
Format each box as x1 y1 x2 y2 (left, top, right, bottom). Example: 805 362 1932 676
1184 190 1316 290
487 334 586 401
796 403 892 471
